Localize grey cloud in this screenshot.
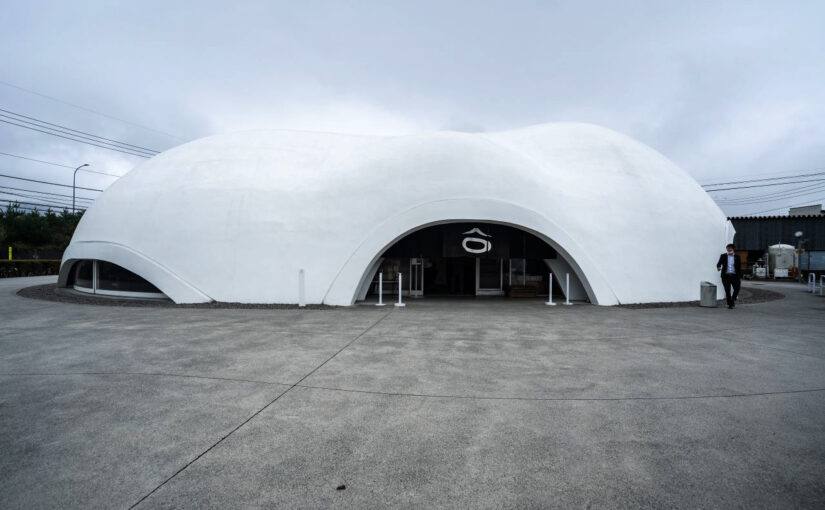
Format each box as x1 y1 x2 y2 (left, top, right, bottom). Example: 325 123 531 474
1 0 823 216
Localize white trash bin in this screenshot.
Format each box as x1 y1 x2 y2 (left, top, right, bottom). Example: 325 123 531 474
700 281 718 307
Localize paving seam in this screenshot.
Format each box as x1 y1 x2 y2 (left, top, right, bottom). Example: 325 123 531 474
4 370 821 403
703 335 825 361
325 324 770 346
612 312 825 338
611 320 825 361
290 384 825 402
127 308 394 510
0 371 292 387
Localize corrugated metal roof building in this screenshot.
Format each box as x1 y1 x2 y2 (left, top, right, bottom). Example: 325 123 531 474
729 215 825 251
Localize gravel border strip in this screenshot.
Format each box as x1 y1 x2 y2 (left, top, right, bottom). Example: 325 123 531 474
619 285 785 309
16 284 338 309
17 282 786 310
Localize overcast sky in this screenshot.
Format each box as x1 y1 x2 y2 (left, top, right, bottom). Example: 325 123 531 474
1 0 824 216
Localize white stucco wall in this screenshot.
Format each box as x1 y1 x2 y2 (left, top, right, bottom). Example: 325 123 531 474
60 123 731 305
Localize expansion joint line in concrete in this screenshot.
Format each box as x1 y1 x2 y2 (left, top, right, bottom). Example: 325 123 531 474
712 336 825 361
0 371 291 387
2 371 824 403
290 384 825 402
127 308 394 509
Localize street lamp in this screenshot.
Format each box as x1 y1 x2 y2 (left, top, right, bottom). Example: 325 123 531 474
73 163 90 213
794 231 805 282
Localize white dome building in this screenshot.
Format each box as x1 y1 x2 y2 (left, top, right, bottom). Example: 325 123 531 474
58 123 733 305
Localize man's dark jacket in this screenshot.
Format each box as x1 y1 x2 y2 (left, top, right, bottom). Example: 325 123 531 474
717 253 743 278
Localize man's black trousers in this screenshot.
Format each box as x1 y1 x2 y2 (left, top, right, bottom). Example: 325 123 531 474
721 273 741 306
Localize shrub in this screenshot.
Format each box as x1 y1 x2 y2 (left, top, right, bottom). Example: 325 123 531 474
0 260 61 278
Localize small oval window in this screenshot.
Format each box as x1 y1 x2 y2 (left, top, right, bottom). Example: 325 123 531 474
70 260 165 299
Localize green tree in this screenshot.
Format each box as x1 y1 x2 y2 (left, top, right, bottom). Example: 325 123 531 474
0 204 83 252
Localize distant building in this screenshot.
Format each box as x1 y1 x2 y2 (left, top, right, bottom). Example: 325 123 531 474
729 212 825 273
789 204 824 217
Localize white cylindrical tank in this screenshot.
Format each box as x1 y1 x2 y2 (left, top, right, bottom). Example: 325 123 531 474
768 244 796 275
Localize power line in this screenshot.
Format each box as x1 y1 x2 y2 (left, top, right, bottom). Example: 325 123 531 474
0 190 81 208
0 118 154 158
719 189 825 207
705 178 825 192
0 197 79 209
702 166 825 184
0 109 160 155
2 205 84 215
735 196 825 217
714 182 825 205
0 80 188 142
0 173 104 192
0 187 93 205
0 187 90 204
1 202 67 214
0 118 153 158
2 204 40 213
0 184 94 202
701 170 825 188
0 197 86 211
0 117 153 159
0 150 73 168
2 202 82 213
717 191 825 207
0 112 157 157
0 111 158 156
0 151 123 177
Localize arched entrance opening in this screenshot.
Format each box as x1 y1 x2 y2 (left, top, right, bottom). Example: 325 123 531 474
355 221 591 303
321 198 616 306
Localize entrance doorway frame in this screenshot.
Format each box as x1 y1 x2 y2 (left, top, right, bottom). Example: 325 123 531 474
409 257 424 297
475 258 504 296
323 198 614 306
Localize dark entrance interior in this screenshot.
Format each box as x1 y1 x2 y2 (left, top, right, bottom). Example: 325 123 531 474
367 222 561 299
424 257 476 295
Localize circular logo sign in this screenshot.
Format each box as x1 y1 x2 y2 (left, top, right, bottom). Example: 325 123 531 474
461 228 492 254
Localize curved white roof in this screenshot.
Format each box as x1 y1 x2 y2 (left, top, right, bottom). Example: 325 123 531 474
60 122 732 305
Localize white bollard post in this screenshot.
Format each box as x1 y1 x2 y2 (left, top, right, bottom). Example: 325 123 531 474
563 273 573 305
395 272 406 307
820 275 825 297
545 273 556 306
376 271 386 306
298 269 306 307
808 272 816 293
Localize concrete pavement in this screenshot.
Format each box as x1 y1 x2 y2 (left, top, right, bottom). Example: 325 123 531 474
1 276 824 508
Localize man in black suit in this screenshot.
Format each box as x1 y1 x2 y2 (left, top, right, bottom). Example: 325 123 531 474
717 243 742 309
